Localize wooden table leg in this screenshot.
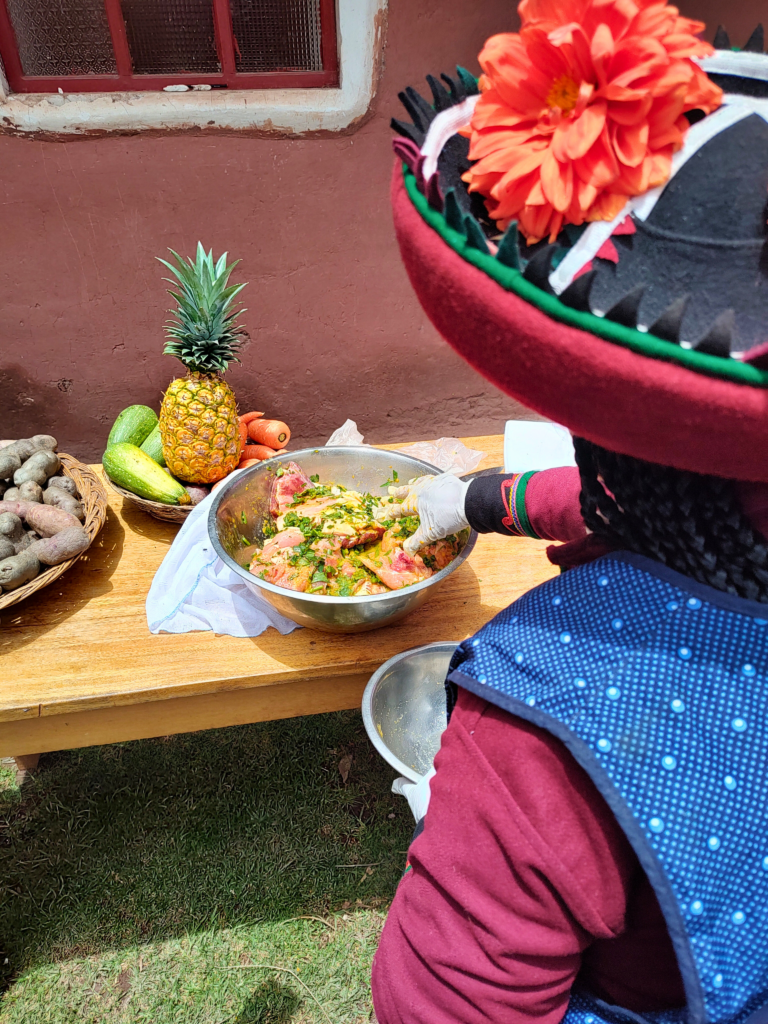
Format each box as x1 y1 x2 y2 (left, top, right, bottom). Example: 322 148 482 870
13 754 39 772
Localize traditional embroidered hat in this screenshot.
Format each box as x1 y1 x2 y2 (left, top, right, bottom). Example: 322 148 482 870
391 8 768 482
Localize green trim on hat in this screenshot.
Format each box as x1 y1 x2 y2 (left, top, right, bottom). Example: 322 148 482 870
403 166 768 390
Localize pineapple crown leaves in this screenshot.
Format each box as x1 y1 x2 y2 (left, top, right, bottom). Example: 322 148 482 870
157 242 248 375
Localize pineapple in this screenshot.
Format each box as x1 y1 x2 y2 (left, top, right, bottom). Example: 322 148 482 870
157 243 247 484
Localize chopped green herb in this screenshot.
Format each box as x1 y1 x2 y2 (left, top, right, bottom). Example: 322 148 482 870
336 576 356 597
240 511 247 525
276 468 285 478
292 485 333 503
310 474 320 483
395 515 420 538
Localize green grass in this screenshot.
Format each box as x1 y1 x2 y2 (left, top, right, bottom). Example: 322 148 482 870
0 711 412 1022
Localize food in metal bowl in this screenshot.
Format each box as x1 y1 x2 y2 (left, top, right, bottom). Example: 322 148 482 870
247 461 462 596
208 447 477 633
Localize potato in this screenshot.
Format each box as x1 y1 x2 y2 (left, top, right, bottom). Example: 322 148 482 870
0 450 22 480
0 537 15 560
13 450 60 487
2 487 20 502
27 526 89 566
0 512 24 547
0 435 57 478
0 500 28 518
13 532 33 554
23 503 81 538
30 435 57 451
46 474 77 496
184 484 210 505
18 481 43 503
42 487 84 520
0 550 40 589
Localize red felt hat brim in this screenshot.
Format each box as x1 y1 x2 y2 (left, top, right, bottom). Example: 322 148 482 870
392 161 768 483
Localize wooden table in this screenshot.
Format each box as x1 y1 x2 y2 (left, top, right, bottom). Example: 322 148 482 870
0 435 557 761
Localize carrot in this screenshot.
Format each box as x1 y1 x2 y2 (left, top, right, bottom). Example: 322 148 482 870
238 419 248 456
243 443 282 461
247 419 291 448
239 411 264 426
237 458 263 470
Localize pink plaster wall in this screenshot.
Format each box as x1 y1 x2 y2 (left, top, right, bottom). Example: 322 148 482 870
0 1 762 460
0 0 529 461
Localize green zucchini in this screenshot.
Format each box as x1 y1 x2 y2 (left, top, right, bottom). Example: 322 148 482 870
139 424 166 466
103 443 190 505
107 405 158 449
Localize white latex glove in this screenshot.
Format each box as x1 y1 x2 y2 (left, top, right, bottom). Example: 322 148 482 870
400 472 471 555
392 766 436 822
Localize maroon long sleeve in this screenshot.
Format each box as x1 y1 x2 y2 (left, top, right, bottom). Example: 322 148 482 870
523 467 587 542
370 468 768 1023
371 690 685 1024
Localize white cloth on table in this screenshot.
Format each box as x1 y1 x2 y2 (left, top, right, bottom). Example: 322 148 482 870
145 471 300 637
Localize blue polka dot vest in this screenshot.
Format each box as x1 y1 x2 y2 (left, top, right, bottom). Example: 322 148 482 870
448 552 768 1024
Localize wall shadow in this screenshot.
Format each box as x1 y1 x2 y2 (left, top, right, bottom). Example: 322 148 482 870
0 709 412 988
118 499 179 547
0 506 126 654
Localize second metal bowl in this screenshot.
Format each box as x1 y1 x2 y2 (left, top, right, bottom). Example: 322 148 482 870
208 447 477 633
362 642 456 782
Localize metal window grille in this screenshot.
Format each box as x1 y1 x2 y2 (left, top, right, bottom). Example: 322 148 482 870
0 0 338 92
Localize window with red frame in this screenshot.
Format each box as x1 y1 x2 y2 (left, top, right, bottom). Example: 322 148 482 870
0 0 338 93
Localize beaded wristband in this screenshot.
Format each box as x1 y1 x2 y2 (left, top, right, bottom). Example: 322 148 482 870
500 471 541 539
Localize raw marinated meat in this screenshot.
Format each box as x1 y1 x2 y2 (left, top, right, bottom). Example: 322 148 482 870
360 547 432 590
250 468 462 596
270 463 312 516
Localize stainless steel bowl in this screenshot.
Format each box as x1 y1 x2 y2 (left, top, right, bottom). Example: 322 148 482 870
208 447 477 633
362 642 456 782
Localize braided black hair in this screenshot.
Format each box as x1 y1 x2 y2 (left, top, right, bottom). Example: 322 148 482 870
573 437 768 603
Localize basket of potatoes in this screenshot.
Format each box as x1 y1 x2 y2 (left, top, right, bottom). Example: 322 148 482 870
0 436 108 610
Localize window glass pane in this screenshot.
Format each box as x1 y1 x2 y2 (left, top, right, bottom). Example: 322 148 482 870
5 0 116 76
230 0 323 73
120 0 219 75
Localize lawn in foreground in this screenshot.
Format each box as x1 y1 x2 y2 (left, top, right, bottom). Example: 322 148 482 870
0 710 412 1022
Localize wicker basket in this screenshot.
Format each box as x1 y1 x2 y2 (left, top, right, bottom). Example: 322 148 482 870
106 477 194 524
0 453 108 611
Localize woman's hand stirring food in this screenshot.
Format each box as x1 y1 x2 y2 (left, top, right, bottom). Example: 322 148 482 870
395 472 471 555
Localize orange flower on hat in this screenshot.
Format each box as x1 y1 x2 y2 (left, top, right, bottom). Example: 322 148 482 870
461 0 722 244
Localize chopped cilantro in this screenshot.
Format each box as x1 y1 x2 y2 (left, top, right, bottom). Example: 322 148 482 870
276 467 285 477
240 511 247 525
310 474 320 483
292 485 333 503
381 470 399 487
396 515 420 538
